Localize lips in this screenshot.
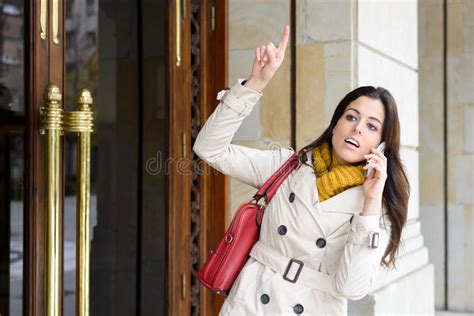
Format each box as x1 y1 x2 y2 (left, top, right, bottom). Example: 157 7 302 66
345 138 360 148
344 142 358 151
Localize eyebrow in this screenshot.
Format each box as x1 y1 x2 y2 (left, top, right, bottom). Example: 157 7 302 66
345 108 383 126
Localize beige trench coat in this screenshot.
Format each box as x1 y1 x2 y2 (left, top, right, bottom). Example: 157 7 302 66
192 79 392 315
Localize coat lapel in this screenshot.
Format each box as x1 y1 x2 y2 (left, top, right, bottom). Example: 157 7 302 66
288 165 327 235
288 150 365 236
288 150 326 234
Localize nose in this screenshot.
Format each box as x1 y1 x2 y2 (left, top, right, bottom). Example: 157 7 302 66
353 126 362 134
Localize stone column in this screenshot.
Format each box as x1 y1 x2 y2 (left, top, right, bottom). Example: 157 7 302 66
444 0 474 311
420 0 474 312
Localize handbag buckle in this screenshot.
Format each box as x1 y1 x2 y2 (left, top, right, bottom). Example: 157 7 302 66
283 258 304 283
253 199 267 227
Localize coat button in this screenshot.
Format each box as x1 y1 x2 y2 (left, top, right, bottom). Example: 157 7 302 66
350 215 354 224
293 304 304 314
260 293 270 304
277 225 287 235
316 238 326 248
289 192 295 203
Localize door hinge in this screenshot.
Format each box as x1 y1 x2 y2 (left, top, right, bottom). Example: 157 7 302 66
182 132 186 159
181 272 186 299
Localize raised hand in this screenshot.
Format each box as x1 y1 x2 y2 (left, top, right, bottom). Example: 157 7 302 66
244 25 290 93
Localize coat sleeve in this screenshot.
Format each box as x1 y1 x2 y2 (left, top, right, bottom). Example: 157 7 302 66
332 209 392 300
192 78 295 189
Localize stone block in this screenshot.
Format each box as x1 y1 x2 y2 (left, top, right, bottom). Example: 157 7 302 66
229 0 290 50
465 105 474 153
447 54 474 106
448 154 474 205
229 49 254 85
262 56 291 142
448 105 465 156
358 0 418 69
418 0 444 58
296 0 352 45
447 204 474 311
420 203 446 309
419 55 444 102
296 42 326 149
323 41 352 125
447 1 467 55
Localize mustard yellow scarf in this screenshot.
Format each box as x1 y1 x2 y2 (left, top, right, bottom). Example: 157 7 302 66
312 142 365 202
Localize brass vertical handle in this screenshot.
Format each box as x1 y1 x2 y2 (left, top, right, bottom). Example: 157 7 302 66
39 84 64 316
52 0 60 44
40 0 59 43
40 0 47 39
40 86 94 316
64 90 94 316
176 0 183 66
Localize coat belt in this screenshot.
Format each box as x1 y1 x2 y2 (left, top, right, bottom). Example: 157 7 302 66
249 241 342 298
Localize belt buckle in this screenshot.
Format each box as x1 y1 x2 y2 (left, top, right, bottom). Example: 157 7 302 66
283 258 304 283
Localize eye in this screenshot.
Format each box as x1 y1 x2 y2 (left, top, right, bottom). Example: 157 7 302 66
346 114 356 121
367 123 377 131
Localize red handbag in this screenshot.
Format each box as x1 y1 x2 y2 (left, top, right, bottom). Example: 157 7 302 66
197 151 300 296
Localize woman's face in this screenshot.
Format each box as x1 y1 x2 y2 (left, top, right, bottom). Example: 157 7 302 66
331 96 385 165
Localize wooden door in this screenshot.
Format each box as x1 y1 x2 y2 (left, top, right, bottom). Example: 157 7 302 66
0 0 227 315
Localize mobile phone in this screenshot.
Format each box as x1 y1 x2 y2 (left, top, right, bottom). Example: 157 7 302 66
365 142 386 178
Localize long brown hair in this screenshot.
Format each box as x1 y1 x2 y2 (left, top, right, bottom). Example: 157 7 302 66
297 86 410 269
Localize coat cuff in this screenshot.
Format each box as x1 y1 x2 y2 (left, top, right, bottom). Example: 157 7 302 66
216 78 263 116
351 213 380 232
347 213 380 248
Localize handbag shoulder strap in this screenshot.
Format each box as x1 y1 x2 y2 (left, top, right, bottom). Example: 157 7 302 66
253 150 300 203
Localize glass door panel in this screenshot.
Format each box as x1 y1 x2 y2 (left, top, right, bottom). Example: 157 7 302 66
64 0 168 314
0 1 25 315
65 0 139 314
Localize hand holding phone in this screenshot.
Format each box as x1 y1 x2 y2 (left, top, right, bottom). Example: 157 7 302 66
364 142 386 178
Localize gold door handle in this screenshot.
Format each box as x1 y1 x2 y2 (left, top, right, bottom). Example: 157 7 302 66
40 0 47 39
176 0 185 66
40 85 94 316
64 89 94 316
52 0 60 44
40 0 59 43
39 84 64 316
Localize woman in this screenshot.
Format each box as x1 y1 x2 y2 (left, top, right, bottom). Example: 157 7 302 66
193 25 410 315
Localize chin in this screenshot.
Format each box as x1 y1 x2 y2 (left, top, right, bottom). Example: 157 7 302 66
338 151 363 165
333 142 363 164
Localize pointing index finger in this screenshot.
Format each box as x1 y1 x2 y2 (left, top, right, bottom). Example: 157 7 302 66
276 25 290 57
